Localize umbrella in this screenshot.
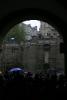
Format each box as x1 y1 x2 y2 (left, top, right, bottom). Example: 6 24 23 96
8 67 24 72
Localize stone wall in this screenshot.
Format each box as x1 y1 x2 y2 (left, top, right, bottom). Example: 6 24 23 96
0 35 64 73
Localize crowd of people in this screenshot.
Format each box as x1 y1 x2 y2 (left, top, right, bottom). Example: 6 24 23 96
0 69 67 100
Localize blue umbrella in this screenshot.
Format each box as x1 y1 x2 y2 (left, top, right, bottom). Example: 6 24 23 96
8 67 24 72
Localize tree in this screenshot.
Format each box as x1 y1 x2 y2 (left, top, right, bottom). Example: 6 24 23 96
3 23 26 43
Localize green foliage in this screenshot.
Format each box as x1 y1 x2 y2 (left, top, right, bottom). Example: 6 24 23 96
4 23 26 43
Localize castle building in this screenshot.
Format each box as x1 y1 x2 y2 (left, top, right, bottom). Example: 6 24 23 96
0 22 64 73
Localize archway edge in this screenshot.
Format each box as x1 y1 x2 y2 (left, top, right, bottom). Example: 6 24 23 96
0 8 67 75
0 8 66 39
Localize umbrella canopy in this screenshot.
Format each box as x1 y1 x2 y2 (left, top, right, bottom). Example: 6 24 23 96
8 67 24 72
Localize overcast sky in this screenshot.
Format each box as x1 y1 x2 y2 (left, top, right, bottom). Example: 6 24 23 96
23 20 41 31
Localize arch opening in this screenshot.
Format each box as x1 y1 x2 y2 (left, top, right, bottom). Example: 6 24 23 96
0 20 64 76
